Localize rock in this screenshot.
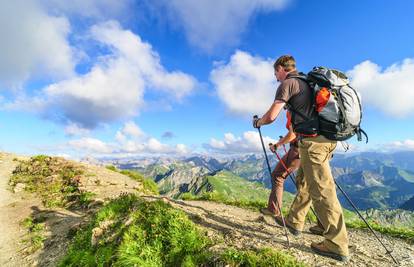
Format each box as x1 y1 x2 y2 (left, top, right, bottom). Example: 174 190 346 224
91 220 114 247
91 227 104 247
13 183 26 193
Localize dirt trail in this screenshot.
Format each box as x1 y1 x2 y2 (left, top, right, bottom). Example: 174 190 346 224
164 198 414 267
0 153 36 266
0 153 142 267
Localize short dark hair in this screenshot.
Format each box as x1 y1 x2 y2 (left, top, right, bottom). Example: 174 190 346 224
273 55 296 72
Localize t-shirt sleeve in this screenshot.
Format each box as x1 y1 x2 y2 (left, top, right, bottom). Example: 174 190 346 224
274 79 298 103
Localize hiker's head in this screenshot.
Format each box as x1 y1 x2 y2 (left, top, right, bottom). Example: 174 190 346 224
273 55 296 81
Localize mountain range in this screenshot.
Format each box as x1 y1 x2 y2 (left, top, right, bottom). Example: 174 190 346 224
111 151 414 211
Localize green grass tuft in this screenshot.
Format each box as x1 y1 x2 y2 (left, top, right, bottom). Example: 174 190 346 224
60 193 306 267
9 155 86 208
220 247 306 267
59 194 211 266
105 165 117 172
21 216 47 253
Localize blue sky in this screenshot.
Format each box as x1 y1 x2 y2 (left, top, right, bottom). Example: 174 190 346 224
1 0 414 158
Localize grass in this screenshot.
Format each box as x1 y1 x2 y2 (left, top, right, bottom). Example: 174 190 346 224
220 248 306 267
106 165 159 195
21 216 47 253
59 193 306 267
9 155 88 208
180 191 289 212
177 170 297 215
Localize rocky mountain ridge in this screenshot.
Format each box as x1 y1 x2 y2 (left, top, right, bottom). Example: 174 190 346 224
115 151 414 211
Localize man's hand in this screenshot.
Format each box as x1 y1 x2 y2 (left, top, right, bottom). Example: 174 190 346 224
269 143 279 153
253 117 261 128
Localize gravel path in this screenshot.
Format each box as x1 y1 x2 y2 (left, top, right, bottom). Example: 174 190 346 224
0 153 36 266
165 198 414 266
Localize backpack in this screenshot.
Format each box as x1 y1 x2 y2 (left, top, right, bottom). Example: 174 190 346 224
288 67 368 143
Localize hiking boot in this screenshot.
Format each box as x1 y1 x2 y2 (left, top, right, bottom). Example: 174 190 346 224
309 225 324 236
311 242 349 262
260 208 277 217
274 216 301 236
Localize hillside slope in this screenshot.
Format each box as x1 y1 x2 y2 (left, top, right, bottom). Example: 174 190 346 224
0 153 146 267
1 153 413 266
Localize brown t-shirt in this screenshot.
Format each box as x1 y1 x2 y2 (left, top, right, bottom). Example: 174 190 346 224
274 71 317 130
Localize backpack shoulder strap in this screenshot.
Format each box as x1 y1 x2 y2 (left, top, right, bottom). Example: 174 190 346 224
286 72 308 82
285 72 314 121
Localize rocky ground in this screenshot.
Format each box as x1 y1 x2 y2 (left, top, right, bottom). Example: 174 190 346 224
162 198 414 267
1 152 413 266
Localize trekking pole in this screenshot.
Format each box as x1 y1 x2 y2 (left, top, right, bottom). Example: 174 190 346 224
277 137 322 226
270 143 322 226
253 115 290 247
334 181 398 264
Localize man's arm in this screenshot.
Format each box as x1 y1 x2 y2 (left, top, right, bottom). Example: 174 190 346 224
279 125 296 144
269 125 296 152
258 100 286 126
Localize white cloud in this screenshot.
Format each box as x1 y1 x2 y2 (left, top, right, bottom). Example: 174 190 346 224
347 59 414 117
204 131 277 154
149 0 289 52
68 136 189 156
210 50 277 116
10 21 197 128
68 137 114 154
383 139 414 151
42 0 131 19
64 123 90 136
334 142 364 153
117 137 189 155
119 121 145 138
91 21 196 99
0 0 75 88
67 121 189 157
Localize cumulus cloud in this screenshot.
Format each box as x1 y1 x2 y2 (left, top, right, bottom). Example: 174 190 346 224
204 131 277 154
70 135 189 155
0 0 75 88
120 121 145 138
68 137 114 154
67 121 189 157
146 0 290 52
115 121 145 143
334 142 365 153
64 123 90 136
347 59 414 117
383 139 414 151
210 50 277 116
11 21 197 128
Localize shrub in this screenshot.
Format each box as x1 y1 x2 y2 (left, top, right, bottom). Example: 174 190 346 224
10 156 85 208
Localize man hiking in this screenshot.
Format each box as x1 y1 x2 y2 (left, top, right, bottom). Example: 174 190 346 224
253 55 349 262
261 112 324 236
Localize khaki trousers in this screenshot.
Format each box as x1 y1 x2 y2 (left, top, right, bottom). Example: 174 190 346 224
287 135 349 256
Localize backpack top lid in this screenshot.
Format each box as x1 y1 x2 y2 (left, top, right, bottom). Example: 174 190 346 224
309 66 349 88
